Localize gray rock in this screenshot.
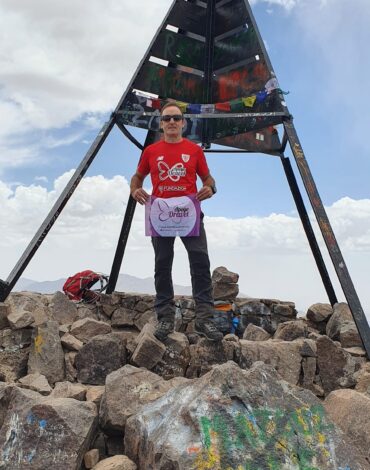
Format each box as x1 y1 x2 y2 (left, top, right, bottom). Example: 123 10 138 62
111 307 136 327
273 319 308 341
0 349 29 382
212 266 239 284
133 309 156 331
131 324 166 370
75 334 126 385
339 322 363 348
0 327 32 350
92 455 137 470
186 338 237 378
124 361 369 469
213 282 239 301
239 339 302 385
243 323 271 341
7 309 34 329
70 318 112 343
51 381 87 400
326 302 353 339
84 448 99 469
5 292 52 326
18 373 52 395
152 332 190 379
307 303 333 323
65 351 78 382
0 385 97 469
325 389 370 462
317 335 358 394
49 291 78 325
272 302 297 318
99 364 186 435
0 304 10 329
27 321 65 384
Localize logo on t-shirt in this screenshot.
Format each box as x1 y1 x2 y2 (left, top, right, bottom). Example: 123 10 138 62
158 161 187 182
181 154 190 163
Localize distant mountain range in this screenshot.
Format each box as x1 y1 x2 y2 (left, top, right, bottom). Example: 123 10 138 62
14 274 192 296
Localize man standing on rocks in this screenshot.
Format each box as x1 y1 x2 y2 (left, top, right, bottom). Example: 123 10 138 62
130 102 223 343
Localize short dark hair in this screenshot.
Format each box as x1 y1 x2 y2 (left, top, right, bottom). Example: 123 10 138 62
160 101 184 116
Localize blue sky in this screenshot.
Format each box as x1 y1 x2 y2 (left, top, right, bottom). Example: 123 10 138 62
1 0 370 318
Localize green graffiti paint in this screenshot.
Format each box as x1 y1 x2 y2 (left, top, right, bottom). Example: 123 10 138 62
194 405 339 470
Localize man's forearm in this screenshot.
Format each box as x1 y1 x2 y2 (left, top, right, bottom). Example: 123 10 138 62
130 173 143 195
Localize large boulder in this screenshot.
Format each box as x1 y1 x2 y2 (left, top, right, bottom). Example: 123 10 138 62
75 334 126 385
0 385 97 469
124 361 369 469
99 365 186 436
324 389 370 462
186 338 236 378
27 321 65 384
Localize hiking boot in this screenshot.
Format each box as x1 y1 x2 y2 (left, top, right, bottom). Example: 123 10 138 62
154 320 174 342
194 320 223 342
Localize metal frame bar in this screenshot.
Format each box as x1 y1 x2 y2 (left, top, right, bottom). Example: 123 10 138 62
280 155 337 305
284 118 370 356
0 117 115 302
202 0 216 146
106 130 158 294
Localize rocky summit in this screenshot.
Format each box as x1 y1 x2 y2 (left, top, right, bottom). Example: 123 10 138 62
0 266 369 469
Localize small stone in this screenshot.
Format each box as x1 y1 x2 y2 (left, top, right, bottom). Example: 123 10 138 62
86 386 105 405
111 307 136 327
131 326 166 370
339 322 362 348
59 324 70 336
65 352 78 382
243 324 271 341
213 282 239 301
212 266 239 284
306 303 332 323
18 373 52 395
7 310 34 329
343 346 366 357
51 381 87 400
92 455 137 470
273 320 307 341
326 302 353 339
61 332 84 351
70 318 112 343
84 449 100 469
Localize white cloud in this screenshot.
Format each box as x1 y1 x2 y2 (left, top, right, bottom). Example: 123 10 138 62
0 172 369 319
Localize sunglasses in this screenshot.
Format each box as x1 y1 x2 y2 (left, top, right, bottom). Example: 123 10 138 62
160 114 183 122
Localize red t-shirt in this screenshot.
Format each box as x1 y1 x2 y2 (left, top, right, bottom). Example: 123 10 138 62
137 138 210 198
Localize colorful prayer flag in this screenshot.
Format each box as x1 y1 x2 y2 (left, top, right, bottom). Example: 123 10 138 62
215 102 231 112
230 98 244 112
256 91 268 103
187 103 201 114
265 78 279 94
242 95 257 108
201 104 215 114
175 101 188 113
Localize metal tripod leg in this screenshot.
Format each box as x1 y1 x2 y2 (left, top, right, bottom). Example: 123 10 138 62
284 119 370 357
0 118 115 302
280 155 337 305
106 130 158 294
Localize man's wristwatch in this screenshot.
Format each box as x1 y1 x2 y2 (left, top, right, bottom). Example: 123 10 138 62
210 184 217 195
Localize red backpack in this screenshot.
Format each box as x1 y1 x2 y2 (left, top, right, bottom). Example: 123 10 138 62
63 270 108 302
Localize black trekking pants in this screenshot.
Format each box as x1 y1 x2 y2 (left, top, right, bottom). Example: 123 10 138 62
151 219 214 322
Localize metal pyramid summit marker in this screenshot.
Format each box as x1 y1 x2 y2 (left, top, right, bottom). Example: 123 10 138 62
115 0 287 152
1 0 370 357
